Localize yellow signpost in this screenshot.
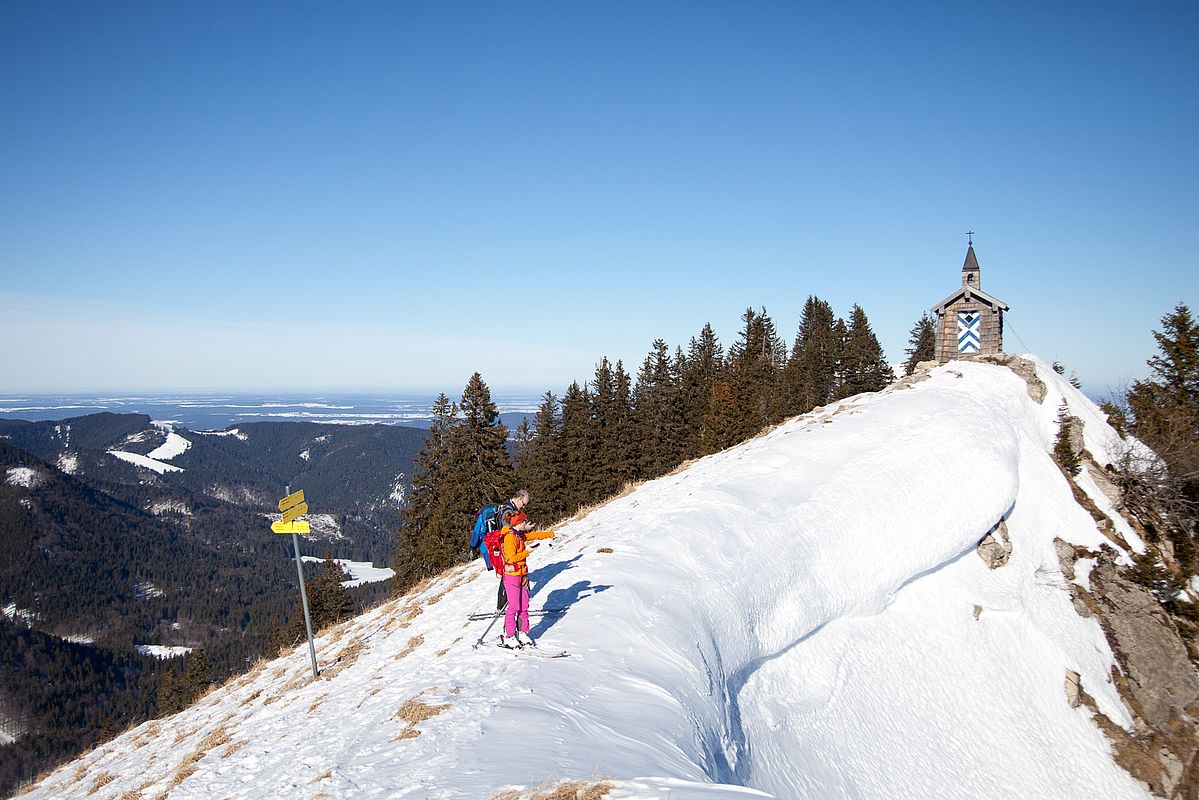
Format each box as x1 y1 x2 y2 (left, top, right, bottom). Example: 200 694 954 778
273 486 318 678
271 520 311 534
278 489 305 511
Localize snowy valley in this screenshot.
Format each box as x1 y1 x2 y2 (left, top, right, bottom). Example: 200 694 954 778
16 357 1191 800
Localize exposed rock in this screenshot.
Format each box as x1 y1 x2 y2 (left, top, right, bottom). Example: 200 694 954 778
1054 538 1077 581
976 519 1012 569
1068 415 1086 458
1086 462 1125 509
977 353 1048 403
1065 670 1082 708
1084 555 1199 798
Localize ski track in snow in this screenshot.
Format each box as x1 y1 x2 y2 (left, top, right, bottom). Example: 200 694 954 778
23 357 1152 800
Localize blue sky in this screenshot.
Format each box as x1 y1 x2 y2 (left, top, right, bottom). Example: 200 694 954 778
2 2 1195 397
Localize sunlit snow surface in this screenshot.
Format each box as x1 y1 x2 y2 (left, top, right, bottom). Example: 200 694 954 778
23 358 1151 800
146 430 191 461
300 556 396 587
106 450 185 473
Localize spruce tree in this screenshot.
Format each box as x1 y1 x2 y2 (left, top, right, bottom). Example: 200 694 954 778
782 296 838 415
393 374 514 593
309 556 352 629
557 381 595 513
633 339 688 477
1127 302 1199 509
839 304 892 397
592 357 637 499
830 317 849 400
1054 402 1081 477
155 666 186 716
903 313 936 375
727 307 786 439
681 323 724 458
445 372 516 532
701 380 741 455
518 391 565 522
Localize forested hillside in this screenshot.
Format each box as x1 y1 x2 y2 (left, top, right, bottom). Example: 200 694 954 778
0 418 424 796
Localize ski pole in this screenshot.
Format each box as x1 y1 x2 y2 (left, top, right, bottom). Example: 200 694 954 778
473 573 506 649
473 609 503 649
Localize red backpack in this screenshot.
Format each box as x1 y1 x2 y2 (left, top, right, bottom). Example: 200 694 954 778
482 528 508 572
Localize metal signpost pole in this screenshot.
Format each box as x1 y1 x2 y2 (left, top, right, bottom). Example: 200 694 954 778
291 533 319 679
280 485 319 679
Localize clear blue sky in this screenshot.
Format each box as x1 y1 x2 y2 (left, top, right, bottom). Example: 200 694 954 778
2 2 1195 398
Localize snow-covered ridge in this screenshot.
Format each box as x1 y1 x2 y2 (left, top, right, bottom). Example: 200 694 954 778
192 428 248 440
22 358 1152 800
106 424 193 474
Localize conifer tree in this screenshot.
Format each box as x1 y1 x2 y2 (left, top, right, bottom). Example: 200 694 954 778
837 305 890 398
1127 302 1199 508
443 372 516 540
393 374 514 593
701 380 741 455
592 357 637 498
903 313 936 375
682 323 724 457
1054 402 1081 477
634 339 688 477
272 556 353 651
829 317 850 400
557 381 595 513
783 296 838 415
727 307 786 438
518 391 565 522
308 556 353 629
155 666 186 716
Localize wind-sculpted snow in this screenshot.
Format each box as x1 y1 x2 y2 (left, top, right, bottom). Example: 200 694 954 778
23 358 1151 800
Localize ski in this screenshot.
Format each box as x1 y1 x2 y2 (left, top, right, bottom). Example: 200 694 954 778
466 608 567 621
494 643 570 658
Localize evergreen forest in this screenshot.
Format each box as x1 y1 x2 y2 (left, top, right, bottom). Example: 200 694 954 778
394 299 893 594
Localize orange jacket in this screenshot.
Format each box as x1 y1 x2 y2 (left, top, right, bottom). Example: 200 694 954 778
500 526 555 577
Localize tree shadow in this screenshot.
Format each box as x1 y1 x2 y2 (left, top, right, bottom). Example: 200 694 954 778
529 580 611 638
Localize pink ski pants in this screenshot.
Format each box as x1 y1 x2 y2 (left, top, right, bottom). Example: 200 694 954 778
503 573 529 637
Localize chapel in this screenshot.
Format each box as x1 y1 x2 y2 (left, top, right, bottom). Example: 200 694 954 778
930 237 1010 362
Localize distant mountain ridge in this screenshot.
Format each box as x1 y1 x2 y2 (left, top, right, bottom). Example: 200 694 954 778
0 413 426 794
0 413 425 534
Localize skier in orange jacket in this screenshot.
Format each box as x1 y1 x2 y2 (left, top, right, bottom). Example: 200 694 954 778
499 512 554 648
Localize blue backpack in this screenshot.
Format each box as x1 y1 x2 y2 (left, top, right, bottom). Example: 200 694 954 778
470 504 499 556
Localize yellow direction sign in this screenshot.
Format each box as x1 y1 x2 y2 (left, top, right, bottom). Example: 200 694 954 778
272 520 311 535
279 489 305 512
282 502 308 524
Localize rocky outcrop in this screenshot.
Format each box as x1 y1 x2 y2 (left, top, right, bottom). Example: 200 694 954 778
1076 554 1199 797
976 519 1012 569
976 353 1048 403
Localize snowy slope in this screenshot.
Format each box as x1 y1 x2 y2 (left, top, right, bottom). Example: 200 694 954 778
23 357 1152 800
